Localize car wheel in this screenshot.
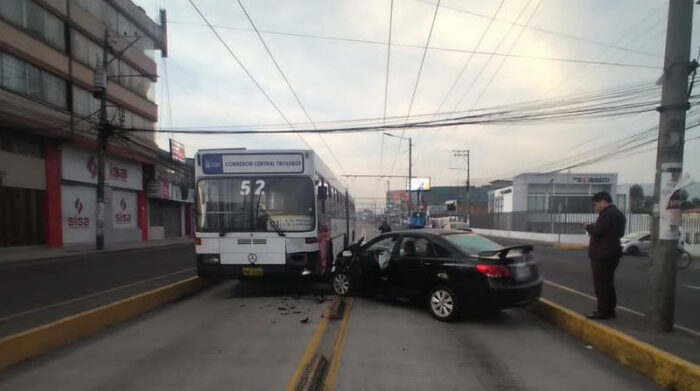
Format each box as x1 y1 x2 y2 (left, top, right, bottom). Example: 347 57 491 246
627 246 639 256
428 285 459 322
332 272 353 296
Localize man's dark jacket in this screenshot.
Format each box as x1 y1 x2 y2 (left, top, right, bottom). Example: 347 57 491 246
585 204 626 260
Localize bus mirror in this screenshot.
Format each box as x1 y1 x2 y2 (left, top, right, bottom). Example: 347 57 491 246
317 186 327 200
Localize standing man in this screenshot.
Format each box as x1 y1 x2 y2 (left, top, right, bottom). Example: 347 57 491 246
584 192 626 320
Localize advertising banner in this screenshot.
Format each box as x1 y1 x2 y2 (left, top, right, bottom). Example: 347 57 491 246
112 190 138 229
62 185 96 244
62 147 142 190
170 139 186 163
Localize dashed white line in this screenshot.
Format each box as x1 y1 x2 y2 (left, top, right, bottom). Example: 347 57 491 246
0 268 196 323
544 279 700 338
684 284 700 291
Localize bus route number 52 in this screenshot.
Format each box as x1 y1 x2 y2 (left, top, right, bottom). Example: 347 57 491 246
241 180 265 196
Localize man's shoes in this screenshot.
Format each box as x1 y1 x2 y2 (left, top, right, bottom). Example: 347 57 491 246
586 311 616 320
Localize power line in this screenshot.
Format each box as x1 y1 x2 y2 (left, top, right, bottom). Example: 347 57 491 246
467 0 544 112
410 0 661 58
388 0 442 177
381 0 394 176
433 0 506 116
187 0 296 131
168 20 662 70
453 0 536 114
234 0 345 174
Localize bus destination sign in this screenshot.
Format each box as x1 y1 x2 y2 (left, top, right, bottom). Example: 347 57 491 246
202 153 304 174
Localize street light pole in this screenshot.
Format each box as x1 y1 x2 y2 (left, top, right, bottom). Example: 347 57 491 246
452 150 470 224
384 132 413 214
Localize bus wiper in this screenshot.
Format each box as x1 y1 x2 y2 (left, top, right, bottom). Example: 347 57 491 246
256 198 285 237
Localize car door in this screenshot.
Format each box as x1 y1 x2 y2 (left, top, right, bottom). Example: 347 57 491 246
357 235 399 288
638 234 651 252
390 236 440 297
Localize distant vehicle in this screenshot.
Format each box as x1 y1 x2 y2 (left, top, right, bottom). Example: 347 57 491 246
620 231 650 255
330 230 543 321
194 149 355 280
442 222 472 232
409 211 426 229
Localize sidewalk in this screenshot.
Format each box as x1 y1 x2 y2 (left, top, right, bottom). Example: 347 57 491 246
483 233 700 365
0 237 194 265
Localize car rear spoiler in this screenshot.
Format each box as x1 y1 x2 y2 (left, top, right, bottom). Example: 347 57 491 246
478 244 534 259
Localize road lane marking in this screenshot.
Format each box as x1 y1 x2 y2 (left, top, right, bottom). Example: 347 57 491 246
0 268 195 323
323 297 354 391
544 279 700 338
286 299 332 391
684 284 700 291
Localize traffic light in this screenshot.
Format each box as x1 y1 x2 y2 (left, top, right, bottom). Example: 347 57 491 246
388 202 394 209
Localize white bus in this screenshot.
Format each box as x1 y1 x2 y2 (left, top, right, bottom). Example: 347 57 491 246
194 149 356 279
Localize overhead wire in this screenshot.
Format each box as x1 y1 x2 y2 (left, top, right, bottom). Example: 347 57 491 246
388 0 442 176
187 0 315 152
233 0 346 175
381 0 395 175
433 0 506 116
168 20 661 70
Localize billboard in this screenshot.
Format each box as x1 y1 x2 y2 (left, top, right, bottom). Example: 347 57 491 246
170 139 186 163
406 177 431 191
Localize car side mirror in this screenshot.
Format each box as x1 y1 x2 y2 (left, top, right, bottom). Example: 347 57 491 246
342 250 353 257
317 186 327 200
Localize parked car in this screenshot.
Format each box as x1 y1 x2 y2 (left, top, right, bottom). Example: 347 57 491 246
620 231 651 255
330 230 543 321
442 222 472 232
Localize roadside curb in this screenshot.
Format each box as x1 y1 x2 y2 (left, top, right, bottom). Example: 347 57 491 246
0 242 194 267
0 277 212 372
552 243 587 251
532 298 700 391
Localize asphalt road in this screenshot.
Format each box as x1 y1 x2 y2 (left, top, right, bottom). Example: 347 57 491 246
0 281 332 390
332 298 656 391
0 244 196 337
491 237 700 333
0 279 658 390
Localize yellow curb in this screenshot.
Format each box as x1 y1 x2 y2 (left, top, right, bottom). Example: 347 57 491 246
286 296 338 391
0 277 211 372
553 243 587 250
532 298 700 391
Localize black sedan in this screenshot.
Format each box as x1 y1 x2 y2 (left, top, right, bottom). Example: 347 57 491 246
330 230 543 321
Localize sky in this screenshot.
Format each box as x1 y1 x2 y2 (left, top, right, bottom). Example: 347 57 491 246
133 0 700 209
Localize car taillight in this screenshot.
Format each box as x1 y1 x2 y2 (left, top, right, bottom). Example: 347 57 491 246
194 237 201 245
305 237 319 244
476 264 511 279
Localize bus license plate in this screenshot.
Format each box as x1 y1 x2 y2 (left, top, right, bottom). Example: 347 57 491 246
242 267 264 277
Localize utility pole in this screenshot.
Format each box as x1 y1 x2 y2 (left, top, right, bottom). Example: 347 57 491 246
650 0 694 332
408 137 412 213
95 29 111 250
453 150 470 224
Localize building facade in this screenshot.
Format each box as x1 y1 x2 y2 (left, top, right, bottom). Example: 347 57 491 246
0 0 192 248
488 173 619 214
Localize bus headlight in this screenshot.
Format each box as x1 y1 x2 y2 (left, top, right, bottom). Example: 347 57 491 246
201 255 220 265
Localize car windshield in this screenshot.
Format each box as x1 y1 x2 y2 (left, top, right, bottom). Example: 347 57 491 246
197 177 315 233
443 233 502 255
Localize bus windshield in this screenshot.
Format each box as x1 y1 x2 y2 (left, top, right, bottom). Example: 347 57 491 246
197 177 315 233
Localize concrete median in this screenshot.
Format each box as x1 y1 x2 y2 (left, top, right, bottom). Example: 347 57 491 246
532 298 700 391
0 277 212 372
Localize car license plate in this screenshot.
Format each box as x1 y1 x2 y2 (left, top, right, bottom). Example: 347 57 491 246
514 266 531 281
242 267 264 277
